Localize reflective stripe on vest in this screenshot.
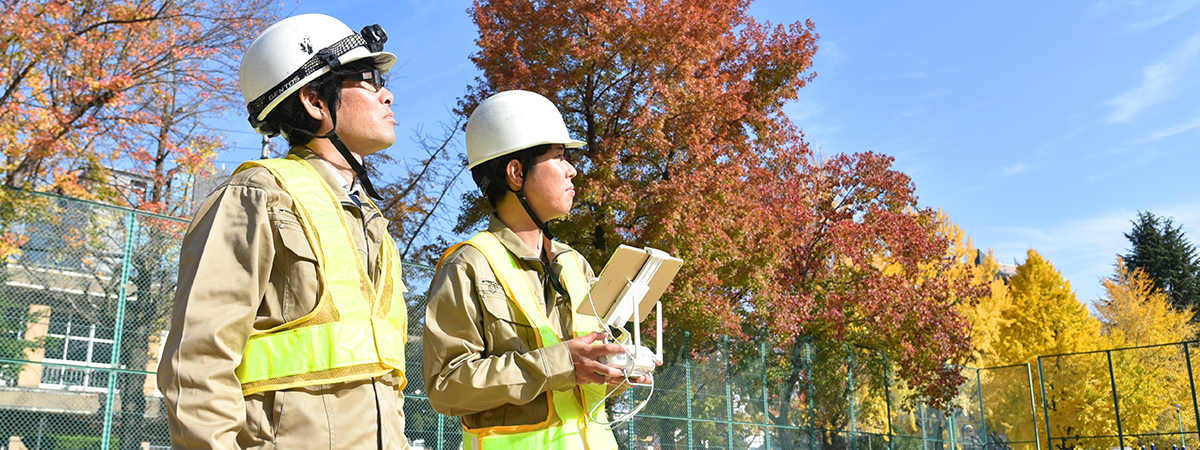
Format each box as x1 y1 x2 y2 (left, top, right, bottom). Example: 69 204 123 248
232 156 407 395
441 232 617 450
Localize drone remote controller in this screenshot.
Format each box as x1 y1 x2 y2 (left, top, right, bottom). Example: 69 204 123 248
600 344 657 378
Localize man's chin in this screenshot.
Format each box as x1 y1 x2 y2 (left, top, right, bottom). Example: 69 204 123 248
359 139 394 156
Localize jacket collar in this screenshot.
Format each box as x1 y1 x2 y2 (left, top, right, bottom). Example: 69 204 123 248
289 146 350 197
487 214 570 264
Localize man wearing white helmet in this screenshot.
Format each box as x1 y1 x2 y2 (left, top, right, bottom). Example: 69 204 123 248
422 90 636 449
158 14 409 449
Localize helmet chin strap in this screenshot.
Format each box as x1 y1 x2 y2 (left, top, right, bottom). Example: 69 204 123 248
484 154 556 242
515 189 555 242
287 97 383 201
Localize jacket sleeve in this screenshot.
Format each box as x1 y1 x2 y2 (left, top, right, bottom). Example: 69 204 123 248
421 247 577 416
157 183 275 449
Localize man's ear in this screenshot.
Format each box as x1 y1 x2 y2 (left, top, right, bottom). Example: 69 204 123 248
298 87 327 122
505 159 525 191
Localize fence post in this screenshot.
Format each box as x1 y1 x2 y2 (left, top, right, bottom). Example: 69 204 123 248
686 331 694 450
1185 343 1199 443
949 412 957 450
884 353 894 450
437 413 444 450
919 399 927 450
808 340 817 450
629 393 637 450
1038 357 1051 450
848 345 856 450
1107 350 1125 450
763 339 771 450
726 335 734 450
977 367 987 450
1026 363 1041 450
101 211 138 450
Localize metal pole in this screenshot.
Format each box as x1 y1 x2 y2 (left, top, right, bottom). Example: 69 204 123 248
726 335 734 450
949 412 957 450
919 400 928 450
436 413 444 450
848 346 857 450
1027 363 1041 450
977 368 988 450
1185 343 1199 446
808 341 817 450
1108 350 1126 450
763 339 772 450
102 212 138 450
1178 406 1187 450
629 393 637 450
686 331 694 450
260 135 270 160
36 414 45 450
884 354 895 450
1038 357 1052 450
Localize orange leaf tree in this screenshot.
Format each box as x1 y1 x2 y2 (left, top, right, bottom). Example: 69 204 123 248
1 2 274 449
459 0 983 443
0 0 273 206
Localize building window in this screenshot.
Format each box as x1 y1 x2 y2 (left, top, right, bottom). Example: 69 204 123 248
0 307 26 386
129 179 149 202
40 310 114 391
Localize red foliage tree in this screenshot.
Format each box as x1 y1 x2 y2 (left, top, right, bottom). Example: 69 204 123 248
460 0 985 443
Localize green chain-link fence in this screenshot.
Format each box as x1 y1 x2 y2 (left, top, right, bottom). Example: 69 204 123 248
0 193 1180 450
1037 342 1200 450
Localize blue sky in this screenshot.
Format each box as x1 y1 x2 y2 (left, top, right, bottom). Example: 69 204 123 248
218 0 1200 307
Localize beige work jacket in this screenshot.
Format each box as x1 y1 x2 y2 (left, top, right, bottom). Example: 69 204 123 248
422 216 595 430
157 146 408 450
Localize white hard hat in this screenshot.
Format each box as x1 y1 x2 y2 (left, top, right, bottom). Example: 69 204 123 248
239 14 396 135
465 90 585 169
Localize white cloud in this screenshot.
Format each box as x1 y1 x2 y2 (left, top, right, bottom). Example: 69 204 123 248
1106 33 1200 123
1128 0 1200 33
895 105 927 119
1089 0 1200 32
1001 164 1029 175
1147 115 1200 141
987 203 1200 307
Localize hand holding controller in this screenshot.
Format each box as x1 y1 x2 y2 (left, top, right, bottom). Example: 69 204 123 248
599 344 657 379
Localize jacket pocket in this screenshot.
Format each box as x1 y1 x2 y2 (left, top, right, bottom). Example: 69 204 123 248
476 280 540 355
271 389 332 449
270 208 316 262
238 390 277 448
269 208 320 322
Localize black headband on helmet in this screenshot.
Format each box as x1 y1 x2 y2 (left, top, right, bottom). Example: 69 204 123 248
247 24 389 131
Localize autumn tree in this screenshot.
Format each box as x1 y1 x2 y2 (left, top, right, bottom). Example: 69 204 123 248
996 250 1099 365
997 250 1108 449
372 118 467 265
1089 257 1197 444
2 0 274 199
1 2 274 449
1099 258 1197 347
457 1 987 447
1122 212 1200 320
459 1 989 446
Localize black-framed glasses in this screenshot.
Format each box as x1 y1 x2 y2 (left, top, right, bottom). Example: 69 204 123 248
344 69 385 92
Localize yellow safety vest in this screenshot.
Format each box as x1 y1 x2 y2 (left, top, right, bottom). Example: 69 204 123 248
232 155 407 395
439 232 618 450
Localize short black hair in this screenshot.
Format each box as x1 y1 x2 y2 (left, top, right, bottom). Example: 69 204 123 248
471 144 553 208
264 59 383 146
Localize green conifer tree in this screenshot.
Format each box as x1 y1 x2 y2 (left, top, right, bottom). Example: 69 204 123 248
1122 211 1200 319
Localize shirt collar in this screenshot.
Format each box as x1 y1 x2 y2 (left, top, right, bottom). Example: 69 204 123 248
316 157 359 197
487 214 569 261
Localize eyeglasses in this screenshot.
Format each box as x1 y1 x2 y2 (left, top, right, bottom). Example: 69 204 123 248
343 69 386 92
